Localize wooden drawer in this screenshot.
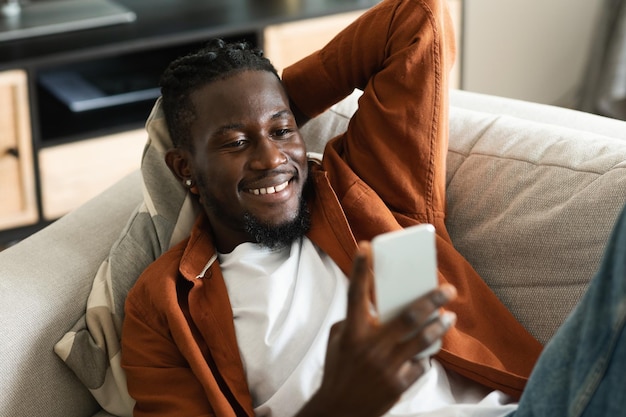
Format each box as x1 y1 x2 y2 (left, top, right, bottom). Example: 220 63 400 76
39 129 147 220
0 70 37 230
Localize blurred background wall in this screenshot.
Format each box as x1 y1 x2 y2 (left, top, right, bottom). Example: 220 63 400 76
462 0 604 108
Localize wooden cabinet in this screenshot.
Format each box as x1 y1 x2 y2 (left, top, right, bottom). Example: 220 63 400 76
264 0 463 89
0 70 37 230
264 11 365 75
39 128 146 220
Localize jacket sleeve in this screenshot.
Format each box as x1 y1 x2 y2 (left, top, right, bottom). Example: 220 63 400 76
282 0 456 222
122 293 215 417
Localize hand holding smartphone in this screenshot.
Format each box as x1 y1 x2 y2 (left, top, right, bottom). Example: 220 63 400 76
372 224 440 358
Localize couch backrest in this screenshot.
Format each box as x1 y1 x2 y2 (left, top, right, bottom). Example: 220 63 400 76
445 105 626 344
302 89 626 345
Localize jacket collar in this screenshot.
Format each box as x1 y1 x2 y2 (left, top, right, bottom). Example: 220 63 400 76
179 214 218 281
306 165 358 276
178 214 255 415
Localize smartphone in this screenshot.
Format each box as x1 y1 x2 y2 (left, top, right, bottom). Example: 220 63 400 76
372 224 440 358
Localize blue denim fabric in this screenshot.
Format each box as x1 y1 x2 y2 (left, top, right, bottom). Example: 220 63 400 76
511 206 626 416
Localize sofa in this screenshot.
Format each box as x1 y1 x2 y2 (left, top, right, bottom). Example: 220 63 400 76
2 89 626 417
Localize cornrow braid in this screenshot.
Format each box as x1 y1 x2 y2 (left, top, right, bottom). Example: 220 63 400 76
159 38 280 149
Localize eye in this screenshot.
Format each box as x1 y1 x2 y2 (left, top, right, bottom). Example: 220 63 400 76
273 128 294 138
223 138 248 149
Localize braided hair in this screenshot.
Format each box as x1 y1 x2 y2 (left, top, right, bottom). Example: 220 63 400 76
159 39 280 149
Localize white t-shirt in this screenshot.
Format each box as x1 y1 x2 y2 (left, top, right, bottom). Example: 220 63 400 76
219 237 518 417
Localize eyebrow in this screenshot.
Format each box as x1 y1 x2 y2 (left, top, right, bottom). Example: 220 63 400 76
215 123 244 135
212 110 292 136
216 110 291 131
271 110 291 120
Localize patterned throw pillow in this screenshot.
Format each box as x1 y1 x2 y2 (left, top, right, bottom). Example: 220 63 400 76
53 98 200 417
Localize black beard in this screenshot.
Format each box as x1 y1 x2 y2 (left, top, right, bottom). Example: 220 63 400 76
196 172 312 250
242 195 311 249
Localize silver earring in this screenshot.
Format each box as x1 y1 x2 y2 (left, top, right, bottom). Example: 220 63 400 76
184 179 192 187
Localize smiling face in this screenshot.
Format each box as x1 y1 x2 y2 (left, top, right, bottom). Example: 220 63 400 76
166 70 309 253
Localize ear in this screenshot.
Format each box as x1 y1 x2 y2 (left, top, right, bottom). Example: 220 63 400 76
165 148 199 195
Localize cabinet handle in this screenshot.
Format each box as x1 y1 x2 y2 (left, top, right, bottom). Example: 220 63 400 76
4 147 19 158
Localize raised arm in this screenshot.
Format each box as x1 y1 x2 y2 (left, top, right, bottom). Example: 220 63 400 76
282 0 456 220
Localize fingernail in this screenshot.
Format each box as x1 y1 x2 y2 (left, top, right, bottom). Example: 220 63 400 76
441 311 456 327
441 284 457 299
355 243 367 259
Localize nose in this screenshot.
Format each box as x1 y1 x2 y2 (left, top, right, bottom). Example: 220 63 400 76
249 137 288 170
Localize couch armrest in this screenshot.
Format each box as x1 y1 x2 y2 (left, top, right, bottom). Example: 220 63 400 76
0 171 142 417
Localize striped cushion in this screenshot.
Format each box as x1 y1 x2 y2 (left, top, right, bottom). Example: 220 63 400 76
54 98 199 417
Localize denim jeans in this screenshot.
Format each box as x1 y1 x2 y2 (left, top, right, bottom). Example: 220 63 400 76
511 206 626 416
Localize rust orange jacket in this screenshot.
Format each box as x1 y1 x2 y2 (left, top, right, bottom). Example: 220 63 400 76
122 0 543 416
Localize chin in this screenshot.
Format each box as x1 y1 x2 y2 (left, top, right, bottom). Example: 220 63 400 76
243 198 311 249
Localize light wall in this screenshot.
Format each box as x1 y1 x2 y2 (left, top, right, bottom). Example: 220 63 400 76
462 0 604 106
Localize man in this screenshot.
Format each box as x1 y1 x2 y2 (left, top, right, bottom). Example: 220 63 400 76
121 0 626 415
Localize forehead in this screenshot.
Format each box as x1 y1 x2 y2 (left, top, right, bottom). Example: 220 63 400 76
189 70 289 123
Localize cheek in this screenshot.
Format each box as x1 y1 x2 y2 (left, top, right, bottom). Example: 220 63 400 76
194 158 242 200
194 174 238 219
289 138 308 166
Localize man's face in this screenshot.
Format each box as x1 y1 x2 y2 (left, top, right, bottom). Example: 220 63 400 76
185 70 309 252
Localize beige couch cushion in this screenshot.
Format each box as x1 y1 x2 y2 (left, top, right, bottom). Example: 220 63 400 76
446 107 626 344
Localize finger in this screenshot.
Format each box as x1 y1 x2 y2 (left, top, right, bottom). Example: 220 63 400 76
346 241 374 337
391 310 456 366
381 284 457 341
397 357 429 390
328 320 345 341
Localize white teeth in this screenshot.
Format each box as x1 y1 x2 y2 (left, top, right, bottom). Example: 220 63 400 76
275 182 288 192
249 180 289 195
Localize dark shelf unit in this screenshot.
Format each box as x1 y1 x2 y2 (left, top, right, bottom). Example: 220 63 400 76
0 0 378 245
34 35 252 146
